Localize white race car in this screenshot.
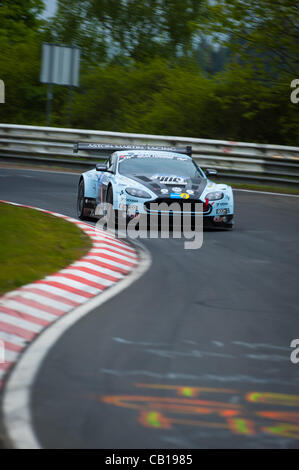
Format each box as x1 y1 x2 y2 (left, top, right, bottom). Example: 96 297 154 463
75 143 234 229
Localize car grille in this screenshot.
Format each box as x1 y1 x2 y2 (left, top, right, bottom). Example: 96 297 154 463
144 198 212 215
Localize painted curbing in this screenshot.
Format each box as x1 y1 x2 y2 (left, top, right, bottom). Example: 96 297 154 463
0 200 138 390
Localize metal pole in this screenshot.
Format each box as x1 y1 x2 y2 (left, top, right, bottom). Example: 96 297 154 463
67 86 74 128
46 83 53 126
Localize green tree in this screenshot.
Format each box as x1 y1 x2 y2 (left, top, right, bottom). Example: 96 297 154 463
46 0 205 63
0 0 44 44
67 58 299 145
43 0 107 64
201 0 299 79
0 0 46 124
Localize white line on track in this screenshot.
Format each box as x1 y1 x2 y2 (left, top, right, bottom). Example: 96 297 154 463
0 167 80 176
233 189 299 198
2 240 151 449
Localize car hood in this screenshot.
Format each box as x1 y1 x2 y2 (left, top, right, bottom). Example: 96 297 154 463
126 174 208 200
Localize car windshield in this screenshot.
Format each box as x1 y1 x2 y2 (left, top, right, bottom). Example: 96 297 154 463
118 154 204 178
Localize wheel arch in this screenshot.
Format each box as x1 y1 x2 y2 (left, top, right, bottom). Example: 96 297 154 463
78 172 97 199
106 182 119 211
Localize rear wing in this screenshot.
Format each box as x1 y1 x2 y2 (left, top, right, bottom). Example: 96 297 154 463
73 142 192 156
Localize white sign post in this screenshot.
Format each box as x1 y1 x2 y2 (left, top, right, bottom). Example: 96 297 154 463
0 80 5 104
40 43 81 125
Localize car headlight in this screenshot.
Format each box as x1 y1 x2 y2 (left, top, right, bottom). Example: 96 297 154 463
125 187 152 198
206 191 224 201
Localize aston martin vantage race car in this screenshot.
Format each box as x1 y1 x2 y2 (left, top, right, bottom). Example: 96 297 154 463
74 143 234 229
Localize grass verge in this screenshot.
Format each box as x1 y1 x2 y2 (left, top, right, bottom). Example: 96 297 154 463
0 203 92 295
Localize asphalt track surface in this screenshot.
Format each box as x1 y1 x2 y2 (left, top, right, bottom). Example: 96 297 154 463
0 168 299 449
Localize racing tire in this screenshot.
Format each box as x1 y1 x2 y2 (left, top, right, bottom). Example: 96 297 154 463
77 180 87 220
106 186 119 231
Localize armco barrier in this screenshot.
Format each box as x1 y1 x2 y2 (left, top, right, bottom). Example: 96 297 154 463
0 124 298 186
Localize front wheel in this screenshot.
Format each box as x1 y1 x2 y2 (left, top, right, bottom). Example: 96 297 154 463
77 180 87 219
106 186 119 230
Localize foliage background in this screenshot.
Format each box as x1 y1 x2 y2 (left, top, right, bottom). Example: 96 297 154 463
0 0 298 145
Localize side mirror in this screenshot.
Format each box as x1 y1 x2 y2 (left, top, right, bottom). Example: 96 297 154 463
205 168 217 177
96 163 108 172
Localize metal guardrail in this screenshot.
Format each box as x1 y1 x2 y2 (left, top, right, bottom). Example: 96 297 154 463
0 124 298 186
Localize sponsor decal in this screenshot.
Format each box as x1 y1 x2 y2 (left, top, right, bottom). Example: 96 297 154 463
119 203 139 215
119 154 176 160
161 189 169 194
172 187 182 194
127 206 138 216
216 208 229 215
87 144 179 152
170 193 190 199
187 189 194 195
152 175 186 185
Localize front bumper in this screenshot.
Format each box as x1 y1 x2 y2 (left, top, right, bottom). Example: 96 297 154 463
143 198 212 216
116 195 234 228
